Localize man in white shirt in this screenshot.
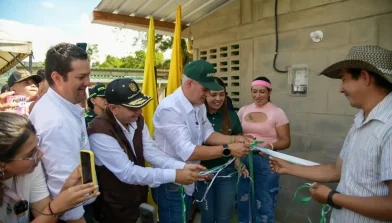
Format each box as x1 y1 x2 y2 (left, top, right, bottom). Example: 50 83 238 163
152 60 252 223
29 43 94 223
88 78 204 223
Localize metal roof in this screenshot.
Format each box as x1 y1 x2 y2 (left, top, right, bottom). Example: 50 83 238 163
0 39 32 74
91 0 235 35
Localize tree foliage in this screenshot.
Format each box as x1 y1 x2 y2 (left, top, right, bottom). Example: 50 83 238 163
86 44 99 64
132 32 193 65
94 50 167 69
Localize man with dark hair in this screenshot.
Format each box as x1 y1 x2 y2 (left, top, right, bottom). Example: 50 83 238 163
29 43 94 223
270 45 392 222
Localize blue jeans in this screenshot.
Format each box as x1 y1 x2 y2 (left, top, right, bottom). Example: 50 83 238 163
237 155 280 223
195 164 237 223
152 183 192 223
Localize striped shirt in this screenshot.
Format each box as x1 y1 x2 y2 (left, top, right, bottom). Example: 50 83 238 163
331 92 392 223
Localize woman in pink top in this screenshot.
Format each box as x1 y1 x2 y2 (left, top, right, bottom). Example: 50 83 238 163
236 76 291 223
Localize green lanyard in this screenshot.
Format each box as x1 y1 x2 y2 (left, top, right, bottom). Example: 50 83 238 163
284 184 329 223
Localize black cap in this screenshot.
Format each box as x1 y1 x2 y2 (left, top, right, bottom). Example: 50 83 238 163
8 70 42 88
1 84 9 93
88 83 106 99
105 78 152 109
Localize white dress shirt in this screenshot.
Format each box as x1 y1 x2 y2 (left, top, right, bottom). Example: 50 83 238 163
153 87 215 195
89 117 187 188
29 88 95 221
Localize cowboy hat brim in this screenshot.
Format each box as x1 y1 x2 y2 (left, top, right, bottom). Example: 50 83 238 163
319 59 392 83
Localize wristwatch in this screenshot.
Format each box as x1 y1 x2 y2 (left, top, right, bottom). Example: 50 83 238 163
327 190 342 209
222 144 231 157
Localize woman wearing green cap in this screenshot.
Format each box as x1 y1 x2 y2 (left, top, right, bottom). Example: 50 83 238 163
85 83 107 128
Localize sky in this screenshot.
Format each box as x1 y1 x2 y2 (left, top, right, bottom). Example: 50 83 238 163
0 0 168 63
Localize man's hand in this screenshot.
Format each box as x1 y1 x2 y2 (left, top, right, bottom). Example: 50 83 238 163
234 135 254 143
184 164 207 172
175 169 201 185
0 91 18 112
269 157 292 175
309 182 332 204
228 143 250 157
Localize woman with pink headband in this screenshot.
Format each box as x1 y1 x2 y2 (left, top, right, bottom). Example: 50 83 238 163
236 76 291 223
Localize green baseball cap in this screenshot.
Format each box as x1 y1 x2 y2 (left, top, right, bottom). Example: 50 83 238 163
184 60 222 91
88 83 106 99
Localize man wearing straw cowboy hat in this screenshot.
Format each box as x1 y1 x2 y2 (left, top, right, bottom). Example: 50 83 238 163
270 45 392 222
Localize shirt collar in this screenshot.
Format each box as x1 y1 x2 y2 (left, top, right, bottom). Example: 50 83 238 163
47 87 84 118
177 87 196 114
354 92 392 127
207 108 222 117
114 115 137 133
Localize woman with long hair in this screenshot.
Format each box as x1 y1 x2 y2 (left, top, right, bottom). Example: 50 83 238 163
0 112 99 223
195 77 247 223
237 76 291 223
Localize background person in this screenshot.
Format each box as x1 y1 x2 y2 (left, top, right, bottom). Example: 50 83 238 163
237 76 291 223
85 83 106 127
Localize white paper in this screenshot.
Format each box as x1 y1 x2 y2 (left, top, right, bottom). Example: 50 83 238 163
252 147 320 166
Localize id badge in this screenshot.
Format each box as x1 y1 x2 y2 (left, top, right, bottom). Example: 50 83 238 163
17 213 28 223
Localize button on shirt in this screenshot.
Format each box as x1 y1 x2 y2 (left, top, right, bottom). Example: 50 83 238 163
331 92 392 223
89 118 187 188
29 88 95 221
153 87 215 195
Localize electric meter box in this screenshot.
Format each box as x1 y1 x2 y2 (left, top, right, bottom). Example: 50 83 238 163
288 64 308 96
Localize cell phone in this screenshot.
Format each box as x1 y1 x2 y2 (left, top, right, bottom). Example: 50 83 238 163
76 43 88 52
5 95 26 116
139 203 157 223
80 150 97 193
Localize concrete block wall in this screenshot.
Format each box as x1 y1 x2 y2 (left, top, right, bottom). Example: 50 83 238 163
188 0 392 221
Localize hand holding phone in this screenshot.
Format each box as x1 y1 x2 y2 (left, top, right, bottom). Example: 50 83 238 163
4 95 27 115
80 150 98 193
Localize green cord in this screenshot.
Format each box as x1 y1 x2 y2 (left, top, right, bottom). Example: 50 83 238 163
284 184 329 223
180 185 186 223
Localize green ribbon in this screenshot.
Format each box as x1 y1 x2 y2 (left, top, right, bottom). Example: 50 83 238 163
284 184 329 223
180 185 186 223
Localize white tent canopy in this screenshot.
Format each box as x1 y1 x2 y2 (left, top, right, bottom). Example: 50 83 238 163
0 39 32 74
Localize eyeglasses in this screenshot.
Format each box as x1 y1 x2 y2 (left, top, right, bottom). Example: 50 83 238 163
10 146 40 165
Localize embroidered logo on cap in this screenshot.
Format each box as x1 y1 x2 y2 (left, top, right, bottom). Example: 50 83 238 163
129 83 138 92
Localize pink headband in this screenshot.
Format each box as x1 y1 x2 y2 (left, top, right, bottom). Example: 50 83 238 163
251 80 272 89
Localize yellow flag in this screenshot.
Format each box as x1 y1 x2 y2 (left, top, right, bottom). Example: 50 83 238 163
141 17 159 214
166 6 183 96
142 17 158 136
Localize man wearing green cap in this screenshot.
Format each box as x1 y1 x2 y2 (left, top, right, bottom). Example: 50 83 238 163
85 83 107 127
152 60 253 223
